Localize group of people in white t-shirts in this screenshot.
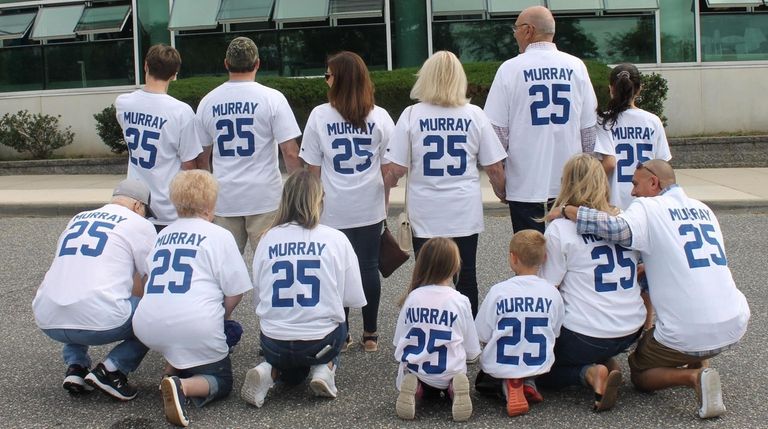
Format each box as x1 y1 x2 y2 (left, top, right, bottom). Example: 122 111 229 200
33 8 749 426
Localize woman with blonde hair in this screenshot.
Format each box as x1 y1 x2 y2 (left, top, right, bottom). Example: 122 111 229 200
538 154 645 412
242 169 366 408
300 51 395 352
392 237 481 422
384 50 507 316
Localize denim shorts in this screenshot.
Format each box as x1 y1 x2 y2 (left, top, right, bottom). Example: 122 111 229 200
177 355 233 408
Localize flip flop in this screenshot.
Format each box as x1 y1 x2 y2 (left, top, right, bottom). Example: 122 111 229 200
594 370 622 412
361 334 378 352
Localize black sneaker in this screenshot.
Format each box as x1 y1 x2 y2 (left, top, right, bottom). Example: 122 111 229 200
63 364 92 395
161 376 189 427
84 363 137 400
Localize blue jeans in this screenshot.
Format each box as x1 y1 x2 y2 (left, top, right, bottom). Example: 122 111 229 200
413 234 479 316
507 199 556 234
340 221 382 333
537 327 640 389
177 356 233 408
41 296 148 374
260 324 347 386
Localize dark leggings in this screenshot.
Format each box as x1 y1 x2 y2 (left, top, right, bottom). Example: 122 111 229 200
341 221 383 334
507 199 555 233
413 234 479 317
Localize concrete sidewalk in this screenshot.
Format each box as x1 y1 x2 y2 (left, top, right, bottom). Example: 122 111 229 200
1 168 767 216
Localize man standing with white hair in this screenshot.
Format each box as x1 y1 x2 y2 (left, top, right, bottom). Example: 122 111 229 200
484 5 598 233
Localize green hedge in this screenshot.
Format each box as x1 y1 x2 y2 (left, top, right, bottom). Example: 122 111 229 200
98 60 668 152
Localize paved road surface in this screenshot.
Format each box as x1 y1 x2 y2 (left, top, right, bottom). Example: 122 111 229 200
0 212 765 428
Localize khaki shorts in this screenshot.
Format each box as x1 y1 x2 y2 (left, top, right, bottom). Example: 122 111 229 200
214 210 276 254
628 327 720 373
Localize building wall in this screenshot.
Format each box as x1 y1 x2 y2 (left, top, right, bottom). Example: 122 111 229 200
0 87 133 159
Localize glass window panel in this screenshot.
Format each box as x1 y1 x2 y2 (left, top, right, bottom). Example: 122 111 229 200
488 0 545 16
75 5 131 35
701 13 768 61
0 45 43 92
706 0 761 7
547 0 602 13
603 0 659 12
432 0 485 16
659 0 695 62
217 0 274 24
0 11 35 40
168 0 220 31
30 5 85 41
330 0 382 19
273 0 329 23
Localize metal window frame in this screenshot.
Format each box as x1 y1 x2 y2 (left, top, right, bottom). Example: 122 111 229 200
0 10 36 40
30 4 85 41
216 0 274 24
74 4 132 35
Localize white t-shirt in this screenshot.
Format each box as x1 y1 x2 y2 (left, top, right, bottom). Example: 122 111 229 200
540 219 646 338
393 285 481 390
593 108 672 210
619 186 750 353
116 90 202 225
33 204 156 330
132 218 252 369
194 81 302 216
300 104 394 229
475 275 564 379
385 103 507 237
484 42 598 202
252 223 366 341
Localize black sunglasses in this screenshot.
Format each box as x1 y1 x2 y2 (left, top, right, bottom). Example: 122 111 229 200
324 73 333 81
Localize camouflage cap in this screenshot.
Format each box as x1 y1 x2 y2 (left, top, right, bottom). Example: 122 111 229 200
226 37 259 70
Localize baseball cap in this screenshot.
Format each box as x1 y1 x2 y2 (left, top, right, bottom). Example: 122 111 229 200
226 37 259 70
113 179 155 219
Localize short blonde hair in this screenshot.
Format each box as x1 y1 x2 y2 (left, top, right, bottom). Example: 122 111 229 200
270 169 323 229
410 51 469 107
554 154 617 215
169 170 218 218
509 230 546 268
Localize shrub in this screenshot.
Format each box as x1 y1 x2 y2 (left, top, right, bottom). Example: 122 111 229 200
638 72 669 126
0 110 74 159
94 105 126 154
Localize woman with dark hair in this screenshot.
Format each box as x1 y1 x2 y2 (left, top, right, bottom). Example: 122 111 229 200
593 63 671 210
300 51 395 352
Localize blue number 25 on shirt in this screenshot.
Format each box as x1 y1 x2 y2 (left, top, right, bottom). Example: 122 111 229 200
529 84 571 126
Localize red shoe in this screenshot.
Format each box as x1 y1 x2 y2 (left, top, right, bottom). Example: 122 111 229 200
523 383 544 404
504 378 529 417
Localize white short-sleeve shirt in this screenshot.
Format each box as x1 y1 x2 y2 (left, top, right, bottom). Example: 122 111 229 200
252 223 366 341
393 285 481 390
300 104 394 229
540 219 646 338
33 204 157 330
116 90 202 225
593 108 672 210
385 103 507 237
194 81 302 216
484 43 598 202
619 186 750 352
132 218 252 369
475 275 564 379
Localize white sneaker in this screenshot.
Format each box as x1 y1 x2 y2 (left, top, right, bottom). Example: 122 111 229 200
697 368 726 418
396 373 418 420
241 362 274 408
309 364 338 398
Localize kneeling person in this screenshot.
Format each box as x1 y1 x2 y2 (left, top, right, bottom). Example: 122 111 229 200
33 179 157 400
132 170 252 427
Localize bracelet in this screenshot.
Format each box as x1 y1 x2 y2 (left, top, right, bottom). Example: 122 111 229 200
561 205 568 220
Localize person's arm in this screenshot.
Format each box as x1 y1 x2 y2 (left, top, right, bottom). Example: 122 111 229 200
580 126 597 153
223 293 244 320
484 161 506 201
492 125 509 152
600 154 616 177
547 205 633 247
195 145 212 171
279 139 301 173
307 164 321 178
382 162 407 192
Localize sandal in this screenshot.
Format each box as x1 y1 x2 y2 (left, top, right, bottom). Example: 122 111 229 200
593 370 622 412
361 334 378 352
340 334 353 353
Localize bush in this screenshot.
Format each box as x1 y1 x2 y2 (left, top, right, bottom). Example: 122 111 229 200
94 105 126 154
0 110 74 159
638 72 669 126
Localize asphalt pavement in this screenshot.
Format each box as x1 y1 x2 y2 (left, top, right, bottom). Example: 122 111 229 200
1 212 765 428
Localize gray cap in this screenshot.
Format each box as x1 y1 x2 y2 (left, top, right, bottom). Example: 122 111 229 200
226 36 259 70
113 179 155 219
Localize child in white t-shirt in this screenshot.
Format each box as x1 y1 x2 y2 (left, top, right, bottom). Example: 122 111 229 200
393 237 481 422
475 230 564 417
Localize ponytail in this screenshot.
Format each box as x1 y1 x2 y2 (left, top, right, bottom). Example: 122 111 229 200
597 63 642 130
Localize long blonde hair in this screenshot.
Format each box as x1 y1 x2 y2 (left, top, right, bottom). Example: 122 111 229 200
270 169 323 229
398 237 461 306
410 51 469 107
553 154 618 215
